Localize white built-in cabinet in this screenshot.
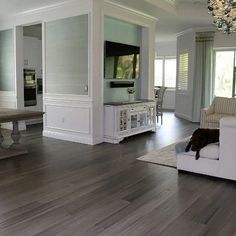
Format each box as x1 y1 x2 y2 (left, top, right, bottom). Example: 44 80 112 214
104 101 156 143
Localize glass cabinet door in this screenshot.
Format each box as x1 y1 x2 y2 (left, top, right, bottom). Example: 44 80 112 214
130 113 138 129
139 112 147 127
119 110 128 132
148 106 155 125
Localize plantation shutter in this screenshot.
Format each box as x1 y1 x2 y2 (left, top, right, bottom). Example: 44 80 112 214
178 52 188 91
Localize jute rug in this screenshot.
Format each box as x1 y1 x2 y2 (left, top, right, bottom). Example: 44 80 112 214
137 137 190 168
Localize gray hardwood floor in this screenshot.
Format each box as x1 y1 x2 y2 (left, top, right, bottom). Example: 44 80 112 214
0 112 235 236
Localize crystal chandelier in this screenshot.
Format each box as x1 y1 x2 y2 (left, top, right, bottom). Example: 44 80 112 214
208 0 236 34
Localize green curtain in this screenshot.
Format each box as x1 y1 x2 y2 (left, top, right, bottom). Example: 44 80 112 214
192 31 215 122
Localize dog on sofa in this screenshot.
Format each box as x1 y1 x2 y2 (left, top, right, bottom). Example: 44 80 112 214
185 128 219 160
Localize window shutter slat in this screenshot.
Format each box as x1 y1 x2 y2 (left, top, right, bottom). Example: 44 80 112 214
178 53 188 91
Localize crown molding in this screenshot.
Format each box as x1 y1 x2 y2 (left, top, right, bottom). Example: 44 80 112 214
105 0 158 22
16 0 78 17
176 27 216 37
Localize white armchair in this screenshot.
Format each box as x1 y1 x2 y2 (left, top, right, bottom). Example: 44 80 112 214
177 117 236 181
200 96 236 129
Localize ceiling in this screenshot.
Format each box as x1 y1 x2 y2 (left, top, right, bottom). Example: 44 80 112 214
0 0 214 42
109 0 213 42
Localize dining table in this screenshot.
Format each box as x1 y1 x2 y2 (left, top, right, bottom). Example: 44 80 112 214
0 108 44 159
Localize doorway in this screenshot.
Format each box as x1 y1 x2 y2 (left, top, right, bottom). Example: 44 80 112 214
23 24 43 125
214 50 236 98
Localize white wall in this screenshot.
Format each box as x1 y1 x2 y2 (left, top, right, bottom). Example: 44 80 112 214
175 27 217 121
214 31 236 48
175 30 195 121
156 40 176 110
104 79 139 103
0 0 156 145
104 16 141 46
0 29 15 91
156 41 176 57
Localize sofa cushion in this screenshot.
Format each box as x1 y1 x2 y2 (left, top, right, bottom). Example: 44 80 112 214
206 113 234 123
182 143 219 160
214 97 236 114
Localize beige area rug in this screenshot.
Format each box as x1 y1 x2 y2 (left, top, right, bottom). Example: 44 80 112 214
137 137 190 168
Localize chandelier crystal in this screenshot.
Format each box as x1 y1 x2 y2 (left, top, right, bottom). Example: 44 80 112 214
208 0 236 34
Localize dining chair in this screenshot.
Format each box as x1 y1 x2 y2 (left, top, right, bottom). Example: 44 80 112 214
155 86 167 124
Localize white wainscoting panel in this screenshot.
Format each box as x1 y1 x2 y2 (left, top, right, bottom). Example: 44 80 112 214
45 104 90 134
163 89 175 110
43 97 94 144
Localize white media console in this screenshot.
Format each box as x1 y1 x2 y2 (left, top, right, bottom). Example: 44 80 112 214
104 100 156 143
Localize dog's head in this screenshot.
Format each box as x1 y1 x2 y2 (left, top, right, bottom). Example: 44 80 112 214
190 129 208 151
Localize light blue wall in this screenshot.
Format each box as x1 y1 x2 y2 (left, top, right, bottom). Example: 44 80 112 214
104 79 138 103
0 29 15 91
104 16 141 46
104 16 141 102
45 14 88 95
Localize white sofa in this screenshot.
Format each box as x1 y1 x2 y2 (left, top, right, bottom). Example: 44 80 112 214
177 117 236 181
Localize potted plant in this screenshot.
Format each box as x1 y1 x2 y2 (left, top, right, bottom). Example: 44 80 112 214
127 87 135 101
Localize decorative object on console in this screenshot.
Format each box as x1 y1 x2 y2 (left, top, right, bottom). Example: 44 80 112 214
208 0 236 34
127 87 135 102
127 87 135 94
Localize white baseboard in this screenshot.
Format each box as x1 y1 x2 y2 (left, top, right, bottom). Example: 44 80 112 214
92 135 104 145
175 112 192 121
43 130 95 145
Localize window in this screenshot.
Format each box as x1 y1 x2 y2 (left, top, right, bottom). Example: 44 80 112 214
178 52 188 91
155 59 163 86
214 50 235 98
154 57 176 88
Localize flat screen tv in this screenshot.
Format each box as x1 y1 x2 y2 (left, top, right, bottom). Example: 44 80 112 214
104 41 140 79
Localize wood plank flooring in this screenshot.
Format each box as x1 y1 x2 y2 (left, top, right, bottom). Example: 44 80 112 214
0 112 235 235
